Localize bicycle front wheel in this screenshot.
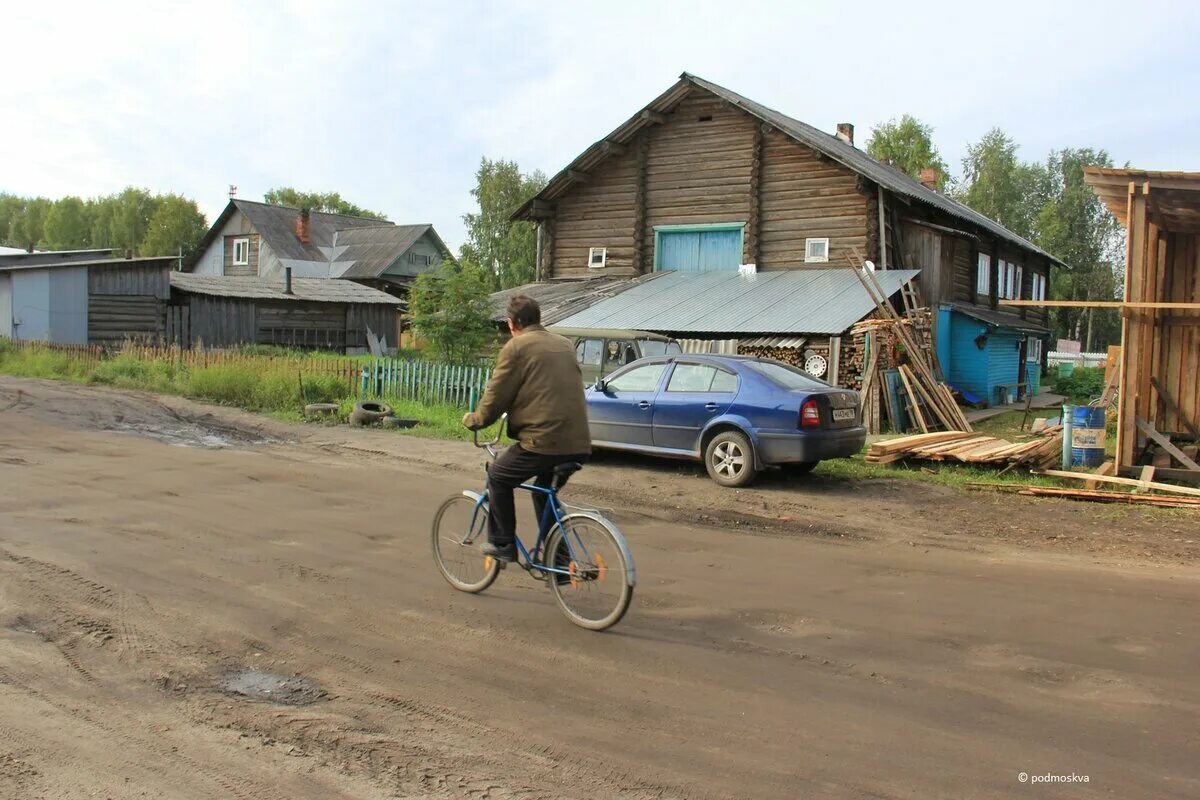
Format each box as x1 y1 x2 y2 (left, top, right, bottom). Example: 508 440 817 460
432 493 500 593
544 513 635 631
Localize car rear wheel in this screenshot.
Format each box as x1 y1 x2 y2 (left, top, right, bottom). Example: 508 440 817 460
704 430 758 488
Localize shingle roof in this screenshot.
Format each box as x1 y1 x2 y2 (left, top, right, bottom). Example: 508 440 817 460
0 255 176 273
554 268 919 335
489 274 664 325
233 199 390 262
514 73 1063 267
170 273 399 305
333 224 448 279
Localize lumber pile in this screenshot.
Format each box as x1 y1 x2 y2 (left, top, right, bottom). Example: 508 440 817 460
967 484 1200 509
867 429 1063 469
843 253 971 435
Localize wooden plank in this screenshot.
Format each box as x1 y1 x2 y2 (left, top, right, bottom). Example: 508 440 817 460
1133 465 1156 493
1035 468 1200 497
967 483 1200 508
897 366 928 433
870 431 972 454
1083 460 1115 490
1150 376 1200 439
1135 417 1200 471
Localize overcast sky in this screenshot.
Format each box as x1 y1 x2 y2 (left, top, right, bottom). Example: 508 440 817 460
5 0 1198 249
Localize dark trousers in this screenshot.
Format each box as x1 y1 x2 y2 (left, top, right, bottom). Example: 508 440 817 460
486 444 588 547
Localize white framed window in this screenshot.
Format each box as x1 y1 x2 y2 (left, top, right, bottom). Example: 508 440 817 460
1031 272 1047 301
232 237 250 266
976 253 991 295
804 238 830 263
1014 264 1023 300
1027 337 1043 362
588 247 607 269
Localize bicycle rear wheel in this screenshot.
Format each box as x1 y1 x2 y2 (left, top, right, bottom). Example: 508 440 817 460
432 494 500 593
544 513 634 631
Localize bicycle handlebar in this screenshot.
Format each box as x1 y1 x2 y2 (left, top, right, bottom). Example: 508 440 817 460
472 412 507 459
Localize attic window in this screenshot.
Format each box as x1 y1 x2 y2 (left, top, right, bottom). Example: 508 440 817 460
697 114 713 122
233 238 250 266
804 238 830 263
588 247 607 269
408 252 434 267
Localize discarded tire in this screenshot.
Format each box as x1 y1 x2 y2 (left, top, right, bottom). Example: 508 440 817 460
382 416 419 429
349 401 393 426
303 403 339 417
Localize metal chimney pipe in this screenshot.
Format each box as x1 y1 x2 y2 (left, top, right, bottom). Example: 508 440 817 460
283 267 293 295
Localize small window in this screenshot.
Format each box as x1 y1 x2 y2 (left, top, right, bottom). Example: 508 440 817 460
1031 272 1047 301
804 238 829 263
588 247 607 269
233 238 250 266
976 253 991 295
1027 337 1044 362
575 338 602 366
1014 265 1023 300
607 363 667 393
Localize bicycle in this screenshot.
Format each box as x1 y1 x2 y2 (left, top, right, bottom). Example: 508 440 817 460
431 417 636 631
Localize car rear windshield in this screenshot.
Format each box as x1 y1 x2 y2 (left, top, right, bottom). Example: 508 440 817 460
744 359 829 390
640 340 681 357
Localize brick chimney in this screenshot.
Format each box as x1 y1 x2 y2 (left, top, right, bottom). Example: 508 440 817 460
919 168 940 191
835 123 854 146
295 208 311 244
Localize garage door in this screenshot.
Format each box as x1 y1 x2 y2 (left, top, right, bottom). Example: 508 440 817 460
656 228 742 271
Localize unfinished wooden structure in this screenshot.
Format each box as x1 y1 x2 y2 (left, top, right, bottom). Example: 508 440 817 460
1081 169 1200 481
513 73 1064 404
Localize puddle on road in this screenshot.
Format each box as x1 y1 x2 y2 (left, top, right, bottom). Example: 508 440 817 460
106 421 271 450
219 669 326 705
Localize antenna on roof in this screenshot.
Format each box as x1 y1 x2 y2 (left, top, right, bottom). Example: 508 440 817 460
228 184 238 198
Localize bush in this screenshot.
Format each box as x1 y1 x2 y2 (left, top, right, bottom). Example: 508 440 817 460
1051 366 1106 404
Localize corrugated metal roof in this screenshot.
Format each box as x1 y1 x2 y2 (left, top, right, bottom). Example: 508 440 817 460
170 273 399 305
514 73 1063 267
945 302 1049 335
0 248 117 269
679 338 739 354
739 335 808 349
0 255 176 273
555 269 918 335
490 273 663 325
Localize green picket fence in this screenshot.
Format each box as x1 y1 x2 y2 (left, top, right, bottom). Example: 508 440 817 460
360 358 492 408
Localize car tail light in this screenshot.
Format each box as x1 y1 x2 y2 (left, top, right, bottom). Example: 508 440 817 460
799 399 821 428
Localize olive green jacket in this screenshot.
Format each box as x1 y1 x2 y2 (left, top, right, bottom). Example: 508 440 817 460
464 325 592 455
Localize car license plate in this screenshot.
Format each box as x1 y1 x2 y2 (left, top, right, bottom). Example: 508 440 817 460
832 408 856 422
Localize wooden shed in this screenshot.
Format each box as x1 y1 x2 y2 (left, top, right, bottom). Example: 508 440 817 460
1083 169 1200 481
169 273 399 353
0 251 178 346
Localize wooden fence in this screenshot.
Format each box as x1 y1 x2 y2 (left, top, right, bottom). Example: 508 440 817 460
360 358 492 408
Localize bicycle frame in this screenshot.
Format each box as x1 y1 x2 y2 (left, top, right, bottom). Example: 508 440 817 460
459 481 581 577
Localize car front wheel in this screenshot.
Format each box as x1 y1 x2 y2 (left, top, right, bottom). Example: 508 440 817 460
704 430 758 488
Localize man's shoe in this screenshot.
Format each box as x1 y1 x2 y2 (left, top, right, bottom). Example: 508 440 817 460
481 542 518 564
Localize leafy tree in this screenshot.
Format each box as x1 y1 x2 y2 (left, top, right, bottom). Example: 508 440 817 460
43 197 92 249
1035 148 1123 349
140 194 208 258
11 197 52 251
263 187 386 220
865 115 950 189
0 194 24 247
955 128 1049 241
459 158 547 290
108 188 159 254
408 260 496 364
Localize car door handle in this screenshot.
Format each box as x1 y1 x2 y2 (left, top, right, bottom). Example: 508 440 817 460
638 401 653 409
704 402 719 412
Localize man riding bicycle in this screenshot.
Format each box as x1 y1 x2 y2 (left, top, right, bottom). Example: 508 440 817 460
461 295 591 564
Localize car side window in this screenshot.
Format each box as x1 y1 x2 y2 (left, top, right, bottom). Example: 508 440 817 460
667 364 718 392
605 339 634 368
607 363 667 393
710 369 738 393
576 338 602 367
667 364 739 393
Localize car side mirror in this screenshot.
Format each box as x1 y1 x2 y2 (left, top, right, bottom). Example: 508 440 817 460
594 379 607 393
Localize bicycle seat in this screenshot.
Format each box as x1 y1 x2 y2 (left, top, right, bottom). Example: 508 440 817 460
552 461 583 488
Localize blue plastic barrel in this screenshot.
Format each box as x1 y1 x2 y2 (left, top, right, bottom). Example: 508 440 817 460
1070 406 1107 468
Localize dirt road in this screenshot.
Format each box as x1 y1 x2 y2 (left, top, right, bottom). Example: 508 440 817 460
1 377 1198 799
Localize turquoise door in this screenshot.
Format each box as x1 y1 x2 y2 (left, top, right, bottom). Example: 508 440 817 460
656 228 743 271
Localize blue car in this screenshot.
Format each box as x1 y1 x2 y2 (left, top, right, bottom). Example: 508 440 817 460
586 354 865 487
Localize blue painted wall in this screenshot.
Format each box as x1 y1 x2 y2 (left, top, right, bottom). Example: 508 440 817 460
11 269 51 341
939 305 1026 406
49 266 88 344
0 274 11 338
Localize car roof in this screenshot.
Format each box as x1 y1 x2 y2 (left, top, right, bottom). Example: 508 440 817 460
548 326 677 342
